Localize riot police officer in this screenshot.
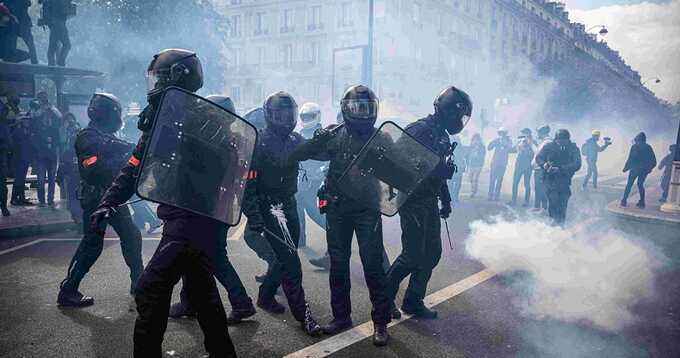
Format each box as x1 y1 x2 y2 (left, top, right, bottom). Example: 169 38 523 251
296 102 326 248
535 129 581 226
386 86 471 319
93 49 236 357
242 91 322 336
57 92 144 307
290 85 392 346
167 94 257 326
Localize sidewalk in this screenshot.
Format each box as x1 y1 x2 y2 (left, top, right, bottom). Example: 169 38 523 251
606 187 680 226
0 184 77 238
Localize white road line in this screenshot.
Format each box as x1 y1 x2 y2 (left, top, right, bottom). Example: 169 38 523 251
0 237 161 256
284 269 496 358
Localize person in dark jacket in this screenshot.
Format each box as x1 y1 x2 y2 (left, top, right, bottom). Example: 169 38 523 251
535 129 581 226
40 0 72 66
449 135 466 203
30 92 62 207
10 114 33 206
659 144 677 203
532 125 551 212
581 130 611 190
487 127 514 201
509 128 535 206
621 132 657 208
4 0 38 64
466 133 485 198
0 100 11 216
57 111 81 224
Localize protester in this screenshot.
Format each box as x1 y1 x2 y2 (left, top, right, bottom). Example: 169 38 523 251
621 132 657 209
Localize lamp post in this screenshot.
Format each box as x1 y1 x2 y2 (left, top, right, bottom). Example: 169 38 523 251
587 25 609 36
661 117 680 213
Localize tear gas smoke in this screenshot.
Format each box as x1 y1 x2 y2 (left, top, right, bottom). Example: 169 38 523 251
465 216 657 332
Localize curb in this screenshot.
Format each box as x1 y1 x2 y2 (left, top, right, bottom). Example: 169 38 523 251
606 200 680 226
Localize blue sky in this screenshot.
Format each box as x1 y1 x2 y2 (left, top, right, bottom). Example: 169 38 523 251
565 0 672 10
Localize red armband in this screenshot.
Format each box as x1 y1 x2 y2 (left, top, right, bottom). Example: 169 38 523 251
128 155 141 167
82 156 98 167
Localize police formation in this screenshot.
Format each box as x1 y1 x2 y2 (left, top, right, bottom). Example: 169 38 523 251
0 47 646 357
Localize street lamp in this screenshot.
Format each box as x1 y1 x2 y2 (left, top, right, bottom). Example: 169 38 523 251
587 25 609 36
642 77 662 86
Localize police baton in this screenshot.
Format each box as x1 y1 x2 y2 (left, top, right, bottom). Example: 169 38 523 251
443 218 453 250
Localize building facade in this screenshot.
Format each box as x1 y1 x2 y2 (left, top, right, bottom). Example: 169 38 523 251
216 0 666 130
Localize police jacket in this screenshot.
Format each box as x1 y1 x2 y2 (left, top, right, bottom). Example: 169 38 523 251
534 141 581 187
623 143 656 175
404 116 452 203
75 125 133 191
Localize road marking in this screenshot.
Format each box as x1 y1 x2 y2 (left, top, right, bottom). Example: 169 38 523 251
284 269 496 358
0 237 161 256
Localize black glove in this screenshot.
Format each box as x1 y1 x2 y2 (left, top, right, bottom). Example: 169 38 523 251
247 213 266 232
439 202 452 219
90 205 117 236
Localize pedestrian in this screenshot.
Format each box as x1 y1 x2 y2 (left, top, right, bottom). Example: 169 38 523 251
487 127 514 201
449 135 467 203
0 99 12 216
534 129 581 226
290 85 392 346
466 133 485 198
581 130 611 190
532 125 551 212
93 49 236 357
386 86 471 320
659 144 677 203
5 0 38 64
39 0 74 66
10 113 33 206
57 111 81 224
509 128 535 206
29 92 61 208
620 132 656 209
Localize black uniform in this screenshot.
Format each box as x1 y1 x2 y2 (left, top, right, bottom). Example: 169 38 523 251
385 116 452 312
94 49 236 357
290 124 392 326
98 102 236 357
59 124 144 298
41 0 72 66
243 127 312 320
621 133 657 208
534 138 581 226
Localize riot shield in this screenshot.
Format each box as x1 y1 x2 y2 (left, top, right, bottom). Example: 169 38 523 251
135 87 257 225
336 121 440 216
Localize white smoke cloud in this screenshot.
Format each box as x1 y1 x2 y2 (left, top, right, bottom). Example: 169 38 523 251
569 0 680 103
465 216 657 332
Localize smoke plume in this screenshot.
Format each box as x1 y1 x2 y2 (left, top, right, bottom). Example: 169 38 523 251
465 216 657 332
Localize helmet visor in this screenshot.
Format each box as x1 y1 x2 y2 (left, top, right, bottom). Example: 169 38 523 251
461 114 471 129
268 106 298 127
145 70 166 93
341 99 378 120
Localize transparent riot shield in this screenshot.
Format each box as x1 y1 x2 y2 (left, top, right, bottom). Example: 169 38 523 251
135 87 258 225
336 121 440 216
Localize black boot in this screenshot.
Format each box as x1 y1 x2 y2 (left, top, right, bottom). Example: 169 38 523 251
636 201 645 209
257 297 286 314
322 317 353 335
402 303 438 319
309 253 331 271
226 304 256 325
168 301 196 318
372 323 389 346
57 277 94 308
300 305 323 337
1 207 9 217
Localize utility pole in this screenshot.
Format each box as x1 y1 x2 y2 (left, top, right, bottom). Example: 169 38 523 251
366 0 374 88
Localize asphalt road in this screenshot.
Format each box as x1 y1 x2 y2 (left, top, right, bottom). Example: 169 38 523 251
0 177 678 358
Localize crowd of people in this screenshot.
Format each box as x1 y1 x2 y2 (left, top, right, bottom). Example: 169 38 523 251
1 0 74 66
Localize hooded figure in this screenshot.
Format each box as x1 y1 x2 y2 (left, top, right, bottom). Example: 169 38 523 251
621 132 656 208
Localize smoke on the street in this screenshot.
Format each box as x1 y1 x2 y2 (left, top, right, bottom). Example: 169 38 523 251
465 215 659 332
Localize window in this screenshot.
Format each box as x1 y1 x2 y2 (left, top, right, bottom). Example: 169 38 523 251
254 12 267 35
308 5 322 31
308 41 320 65
282 9 295 33
231 87 241 104
230 15 241 37
339 2 353 28
281 44 293 66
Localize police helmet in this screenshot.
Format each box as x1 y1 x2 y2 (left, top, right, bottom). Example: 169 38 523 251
146 49 203 96
264 91 298 136
340 85 378 126
206 95 236 114
433 86 473 135
244 107 266 130
299 102 321 129
87 92 123 134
